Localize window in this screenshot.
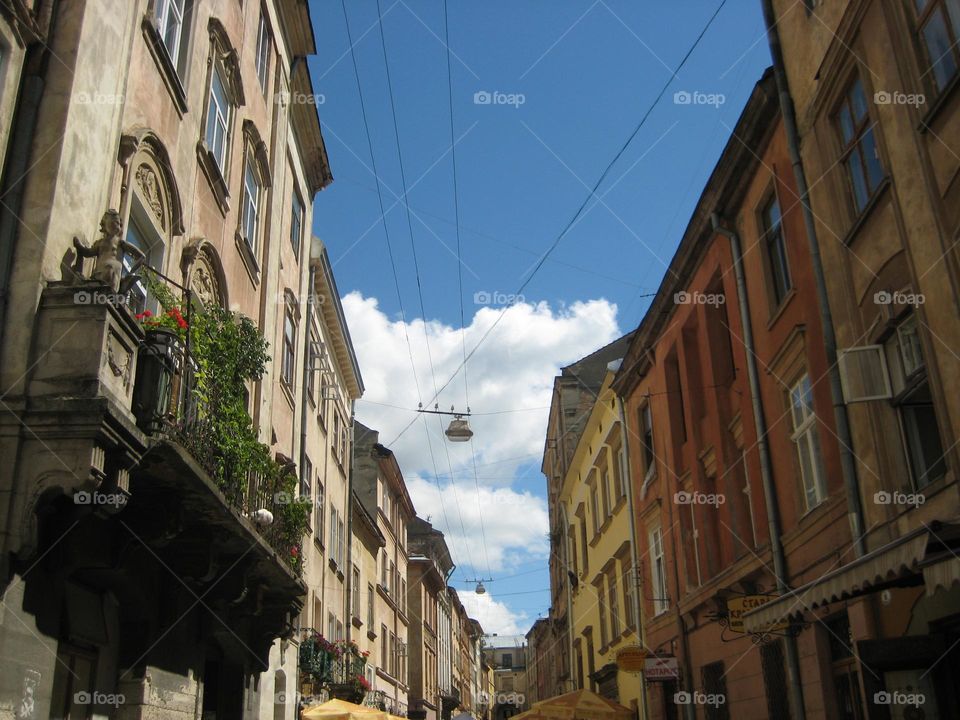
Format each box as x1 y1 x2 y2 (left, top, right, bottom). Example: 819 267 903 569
614 446 627 499
316 482 325 542
205 65 231 173
389 561 396 595
790 374 826 510
601 467 612 519
328 612 336 641
242 158 263 253
154 0 188 72
502 653 513 669
608 572 620 639
762 195 792 306
884 314 947 488
352 566 361 618
290 189 304 257
300 456 312 530
914 0 960 91
255 10 272 94
836 77 885 214
381 625 388 667
761 640 791 719
123 203 165 315
367 584 375 628
639 404 655 481
338 516 345 567
596 578 607 647
307 331 319 401
400 578 407 614
590 483 599 535
702 661 731 720
329 506 339 565
649 525 668 615
742 450 759 549
282 307 296 388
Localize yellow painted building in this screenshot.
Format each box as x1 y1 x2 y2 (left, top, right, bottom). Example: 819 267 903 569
556 361 646 719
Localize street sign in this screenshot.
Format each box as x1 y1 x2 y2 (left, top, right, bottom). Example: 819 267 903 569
616 645 648 673
643 656 679 681
726 595 787 633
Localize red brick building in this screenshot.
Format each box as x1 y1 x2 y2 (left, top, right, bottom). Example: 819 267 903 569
613 69 857 720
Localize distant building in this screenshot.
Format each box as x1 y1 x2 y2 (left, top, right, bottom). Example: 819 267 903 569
481 635 528 720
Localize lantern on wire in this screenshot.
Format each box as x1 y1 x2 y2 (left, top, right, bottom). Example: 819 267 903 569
418 404 474 443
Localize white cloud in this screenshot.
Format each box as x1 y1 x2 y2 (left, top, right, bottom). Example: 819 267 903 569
404 476 550 573
458 591 531 636
343 292 619 635
344 292 620 484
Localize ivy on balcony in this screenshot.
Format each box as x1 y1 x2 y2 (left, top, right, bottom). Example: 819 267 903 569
141 271 310 574
299 634 371 702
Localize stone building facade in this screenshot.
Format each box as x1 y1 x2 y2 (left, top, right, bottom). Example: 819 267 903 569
353 421 417 717
0 0 338 717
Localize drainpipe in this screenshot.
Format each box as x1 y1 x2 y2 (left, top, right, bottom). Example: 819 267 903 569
346 406 356 643
616 394 649 720
712 212 806 720
760 0 866 559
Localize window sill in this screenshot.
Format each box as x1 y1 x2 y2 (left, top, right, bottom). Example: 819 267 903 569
367 629 377 641
280 380 295 409
234 231 261 286
352 616 363 629
612 495 627 515
765 287 797 330
196 141 230 216
314 535 324 551
141 17 188 116
841 178 891 247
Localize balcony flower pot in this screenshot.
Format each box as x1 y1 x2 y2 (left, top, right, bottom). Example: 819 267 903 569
132 328 182 434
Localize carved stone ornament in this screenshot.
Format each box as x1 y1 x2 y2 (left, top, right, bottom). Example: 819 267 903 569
135 164 165 229
107 332 132 388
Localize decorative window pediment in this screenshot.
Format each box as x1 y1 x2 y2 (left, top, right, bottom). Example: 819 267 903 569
207 17 246 107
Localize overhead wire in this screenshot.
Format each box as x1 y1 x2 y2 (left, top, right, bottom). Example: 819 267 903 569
386 0 730 447
443 0 494 582
375 0 475 578
340 0 423 406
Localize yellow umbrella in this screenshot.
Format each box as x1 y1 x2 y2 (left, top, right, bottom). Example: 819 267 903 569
302 699 390 720
531 689 632 720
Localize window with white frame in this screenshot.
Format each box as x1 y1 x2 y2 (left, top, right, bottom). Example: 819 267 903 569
290 188 304 257
352 565 360 618
649 525 668 615
282 305 296 388
241 157 263 254
154 0 190 73
608 571 620 638
329 506 339 564
205 64 231 173
614 446 627 500
300 455 312 530
790 374 827 510
316 481 325 542
124 200 165 315
255 10 272 94
884 313 947 489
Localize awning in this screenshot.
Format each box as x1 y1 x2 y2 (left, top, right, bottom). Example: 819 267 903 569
742 522 960 633
529 689 632 720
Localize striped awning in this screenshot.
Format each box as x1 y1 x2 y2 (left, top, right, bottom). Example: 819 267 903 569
742 523 960 633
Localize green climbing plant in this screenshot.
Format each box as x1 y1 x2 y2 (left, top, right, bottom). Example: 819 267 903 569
141 269 309 574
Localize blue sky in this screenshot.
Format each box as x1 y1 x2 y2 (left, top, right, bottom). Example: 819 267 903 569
307 0 771 634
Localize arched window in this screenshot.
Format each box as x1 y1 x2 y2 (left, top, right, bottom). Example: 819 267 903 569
117 131 184 314
273 669 286 720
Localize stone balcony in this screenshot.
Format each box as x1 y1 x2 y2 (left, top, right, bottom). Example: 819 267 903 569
10 282 304 672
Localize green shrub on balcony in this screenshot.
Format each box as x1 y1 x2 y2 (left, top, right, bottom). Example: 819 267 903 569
142 270 309 574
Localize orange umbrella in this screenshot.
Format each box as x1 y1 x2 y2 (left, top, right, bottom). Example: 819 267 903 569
531 690 632 720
